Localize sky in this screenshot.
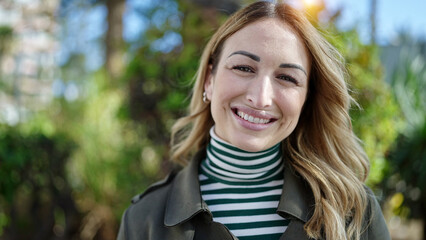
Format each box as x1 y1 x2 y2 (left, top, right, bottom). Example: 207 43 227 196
324 0 426 44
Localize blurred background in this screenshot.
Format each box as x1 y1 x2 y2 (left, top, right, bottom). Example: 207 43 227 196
0 0 424 239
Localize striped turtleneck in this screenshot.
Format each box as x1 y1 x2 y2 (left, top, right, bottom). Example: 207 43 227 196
199 127 289 240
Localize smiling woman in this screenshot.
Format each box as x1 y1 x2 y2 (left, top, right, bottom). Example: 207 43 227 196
117 1 391 240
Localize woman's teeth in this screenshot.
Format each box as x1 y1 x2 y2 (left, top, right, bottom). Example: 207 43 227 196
237 111 270 124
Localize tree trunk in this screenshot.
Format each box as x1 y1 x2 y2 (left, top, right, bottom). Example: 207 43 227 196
105 0 125 80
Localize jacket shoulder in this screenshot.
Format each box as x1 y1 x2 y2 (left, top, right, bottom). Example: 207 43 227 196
117 170 181 240
130 171 177 204
361 186 391 240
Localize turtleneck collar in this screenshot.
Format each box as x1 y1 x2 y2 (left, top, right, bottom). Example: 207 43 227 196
200 127 284 185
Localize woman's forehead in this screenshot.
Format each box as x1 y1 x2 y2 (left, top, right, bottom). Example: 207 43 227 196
224 19 301 52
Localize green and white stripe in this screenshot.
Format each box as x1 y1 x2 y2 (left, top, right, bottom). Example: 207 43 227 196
199 127 289 240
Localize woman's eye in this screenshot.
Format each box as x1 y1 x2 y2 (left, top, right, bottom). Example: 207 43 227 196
232 65 254 73
278 75 299 85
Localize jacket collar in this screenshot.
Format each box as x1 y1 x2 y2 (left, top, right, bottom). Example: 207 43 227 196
277 161 315 222
164 150 315 226
164 150 209 227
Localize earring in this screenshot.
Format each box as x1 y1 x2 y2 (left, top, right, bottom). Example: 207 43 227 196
203 92 209 103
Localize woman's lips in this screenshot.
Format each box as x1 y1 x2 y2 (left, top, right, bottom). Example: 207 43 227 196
231 107 277 128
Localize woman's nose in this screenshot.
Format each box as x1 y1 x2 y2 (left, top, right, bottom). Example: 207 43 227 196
246 75 273 109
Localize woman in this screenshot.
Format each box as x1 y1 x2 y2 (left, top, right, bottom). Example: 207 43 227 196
117 1 390 240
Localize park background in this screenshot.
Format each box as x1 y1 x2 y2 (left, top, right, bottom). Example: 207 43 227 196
0 0 425 239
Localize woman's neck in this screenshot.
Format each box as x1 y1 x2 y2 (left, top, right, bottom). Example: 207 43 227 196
200 127 283 184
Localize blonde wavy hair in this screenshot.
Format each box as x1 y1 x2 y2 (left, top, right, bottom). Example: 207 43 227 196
171 1 370 239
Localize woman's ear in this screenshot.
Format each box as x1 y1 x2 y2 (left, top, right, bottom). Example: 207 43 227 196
204 64 214 101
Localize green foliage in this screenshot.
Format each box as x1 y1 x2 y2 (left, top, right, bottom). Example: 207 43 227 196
56 70 161 220
0 26 12 36
384 36 426 221
0 25 13 91
0 124 79 238
0 25 13 55
390 41 426 129
0 1 227 238
386 122 426 218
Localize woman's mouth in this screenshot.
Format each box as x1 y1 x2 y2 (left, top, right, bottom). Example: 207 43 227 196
233 109 276 124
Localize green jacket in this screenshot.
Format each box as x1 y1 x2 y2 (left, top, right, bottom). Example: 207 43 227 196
117 151 391 240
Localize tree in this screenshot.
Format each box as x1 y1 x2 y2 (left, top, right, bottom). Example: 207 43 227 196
0 125 79 239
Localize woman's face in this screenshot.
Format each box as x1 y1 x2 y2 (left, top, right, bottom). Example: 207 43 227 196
204 18 311 152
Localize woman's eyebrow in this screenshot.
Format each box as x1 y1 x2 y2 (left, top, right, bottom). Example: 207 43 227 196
228 50 260 62
279 63 307 76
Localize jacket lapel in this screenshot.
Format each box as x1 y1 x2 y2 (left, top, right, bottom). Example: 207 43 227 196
164 151 209 227
163 151 236 240
278 162 315 239
277 162 315 222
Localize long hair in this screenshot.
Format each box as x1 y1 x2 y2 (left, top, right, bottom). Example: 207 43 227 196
171 1 369 239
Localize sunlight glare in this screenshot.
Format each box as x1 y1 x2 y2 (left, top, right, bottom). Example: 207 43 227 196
303 0 320 7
